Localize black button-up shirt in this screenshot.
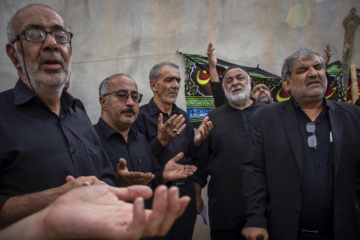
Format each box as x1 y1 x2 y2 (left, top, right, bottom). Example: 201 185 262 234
133 98 198 167
0 80 116 210
94 117 164 189
293 97 334 229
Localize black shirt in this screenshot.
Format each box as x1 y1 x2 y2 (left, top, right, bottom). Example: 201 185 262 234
293 97 334 229
192 101 265 229
93 117 164 189
133 98 198 167
0 80 116 210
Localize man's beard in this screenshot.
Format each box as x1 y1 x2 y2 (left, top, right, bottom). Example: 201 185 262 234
224 83 251 106
257 94 272 104
18 50 70 93
161 89 178 104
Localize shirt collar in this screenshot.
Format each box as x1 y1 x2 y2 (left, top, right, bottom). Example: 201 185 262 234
226 97 258 111
13 79 37 105
13 79 78 111
148 97 179 116
97 117 138 140
291 96 329 112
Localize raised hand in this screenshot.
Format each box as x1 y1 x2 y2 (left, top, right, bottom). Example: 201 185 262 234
157 113 186 146
194 116 213 146
116 158 155 187
162 152 197 183
320 43 332 68
207 43 218 68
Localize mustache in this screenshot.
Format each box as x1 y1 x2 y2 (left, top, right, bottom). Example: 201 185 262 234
306 77 321 85
169 89 178 94
120 108 136 114
38 53 65 67
231 85 243 91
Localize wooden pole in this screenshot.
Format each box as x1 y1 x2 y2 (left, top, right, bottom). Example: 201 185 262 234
350 64 359 104
341 8 360 88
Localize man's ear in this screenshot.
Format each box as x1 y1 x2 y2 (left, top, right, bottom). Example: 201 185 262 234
150 79 157 92
282 79 291 93
99 96 107 112
6 43 21 70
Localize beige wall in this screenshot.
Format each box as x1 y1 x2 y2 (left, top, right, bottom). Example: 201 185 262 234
1 0 360 239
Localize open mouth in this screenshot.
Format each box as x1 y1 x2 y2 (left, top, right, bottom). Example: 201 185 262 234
42 59 62 70
232 88 242 94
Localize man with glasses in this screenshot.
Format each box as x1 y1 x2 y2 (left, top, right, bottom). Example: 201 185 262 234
242 49 360 240
0 4 192 237
93 74 197 204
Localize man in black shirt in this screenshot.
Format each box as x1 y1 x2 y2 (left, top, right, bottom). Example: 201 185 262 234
93 73 197 192
0 5 193 236
192 66 264 240
242 49 360 240
0 4 116 228
133 62 212 240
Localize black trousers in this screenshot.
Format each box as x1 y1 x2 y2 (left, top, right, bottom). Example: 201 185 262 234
149 180 197 240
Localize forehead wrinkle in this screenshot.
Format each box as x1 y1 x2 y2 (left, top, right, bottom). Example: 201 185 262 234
24 23 66 31
110 76 138 92
13 6 66 33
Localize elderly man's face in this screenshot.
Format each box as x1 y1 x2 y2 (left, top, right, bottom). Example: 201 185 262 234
222 68 251 106
9 5 71 91
283 55 327 103
151 65 181 105
101 75 140 131
251 83 272 104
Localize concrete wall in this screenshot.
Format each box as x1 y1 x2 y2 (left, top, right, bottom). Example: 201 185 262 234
1 0 360 239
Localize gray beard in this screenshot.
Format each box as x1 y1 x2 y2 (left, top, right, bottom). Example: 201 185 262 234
17 48 70 94
225 88 251 106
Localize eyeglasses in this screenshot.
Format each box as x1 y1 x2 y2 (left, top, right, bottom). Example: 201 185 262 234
102 90 143 103
11 29 73 44
306 122 317 149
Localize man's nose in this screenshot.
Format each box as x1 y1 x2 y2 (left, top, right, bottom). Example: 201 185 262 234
172 80 179 88
42 33 58 51
125 95 135 106
308 67 319 77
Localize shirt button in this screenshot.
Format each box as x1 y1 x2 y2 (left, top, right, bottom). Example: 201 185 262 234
299 185 303 191
72 150 76 155
318 163 322 167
